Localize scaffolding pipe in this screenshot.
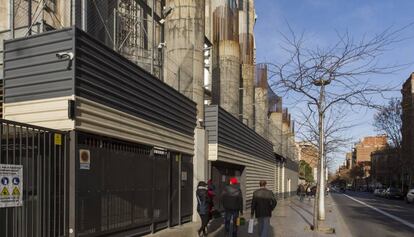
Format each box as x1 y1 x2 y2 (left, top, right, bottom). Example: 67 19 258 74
81 0 87 31
113 8 117 50
151 0 155 75
10 0 14 38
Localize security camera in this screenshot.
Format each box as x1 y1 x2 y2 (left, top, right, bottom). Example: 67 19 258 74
56 52 74 60
158 42 166 49
162 6 173 17
56 52 74 70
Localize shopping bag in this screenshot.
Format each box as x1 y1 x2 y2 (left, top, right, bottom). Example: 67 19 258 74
248 219 254 234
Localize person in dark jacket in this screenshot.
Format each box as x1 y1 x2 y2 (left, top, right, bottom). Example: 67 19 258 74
221 177 243 237
251 180 277 237
196 181 211 236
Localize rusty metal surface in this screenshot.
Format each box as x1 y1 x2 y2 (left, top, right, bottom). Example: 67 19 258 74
255 63 268 89
212 1 239 43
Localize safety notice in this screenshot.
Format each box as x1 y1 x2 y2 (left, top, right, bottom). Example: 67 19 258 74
0 164 23 208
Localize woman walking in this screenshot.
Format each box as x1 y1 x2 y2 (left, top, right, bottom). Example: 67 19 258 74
196 181 211 236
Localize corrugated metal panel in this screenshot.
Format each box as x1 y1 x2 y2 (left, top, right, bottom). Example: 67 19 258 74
218 145 275 209
76 97 194 155
3 96 75 130
3 28 74 103
205 105 274 162
205 106 218 144
74 28 197 136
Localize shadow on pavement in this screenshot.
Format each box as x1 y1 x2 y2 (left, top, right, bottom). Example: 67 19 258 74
289 204 313 228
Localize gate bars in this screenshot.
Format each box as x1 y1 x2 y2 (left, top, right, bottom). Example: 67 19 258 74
0 119 68 237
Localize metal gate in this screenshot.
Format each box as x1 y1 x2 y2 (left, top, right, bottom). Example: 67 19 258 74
0 119 69 237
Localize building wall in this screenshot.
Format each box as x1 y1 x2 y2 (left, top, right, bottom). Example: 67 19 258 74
355 136 388 163
298 142 318 169
401 73 414 187
3 28 197 155
205 105 277 208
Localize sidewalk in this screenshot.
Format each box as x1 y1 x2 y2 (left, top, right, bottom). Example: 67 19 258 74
147 194 351 237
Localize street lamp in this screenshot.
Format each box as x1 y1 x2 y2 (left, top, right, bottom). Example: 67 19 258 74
312 78 330 230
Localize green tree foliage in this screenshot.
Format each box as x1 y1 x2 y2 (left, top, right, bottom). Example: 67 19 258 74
299 160 314 183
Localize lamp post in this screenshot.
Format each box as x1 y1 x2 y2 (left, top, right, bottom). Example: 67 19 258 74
312 78 330 230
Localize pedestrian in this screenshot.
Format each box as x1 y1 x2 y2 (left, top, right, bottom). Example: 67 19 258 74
297 184 305 201
251 180 277 237
306 185 312 200
311 186 317 197
196 181 211 236
221 177 243 237
207 179 216 220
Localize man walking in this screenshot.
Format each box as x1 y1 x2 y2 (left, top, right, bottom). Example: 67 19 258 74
221 177 243 237
251 180 277 237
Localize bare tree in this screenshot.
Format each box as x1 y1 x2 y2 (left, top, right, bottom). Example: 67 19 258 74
373 98 407 190
296 106 354 169
266 25 410 230
373 98 402 149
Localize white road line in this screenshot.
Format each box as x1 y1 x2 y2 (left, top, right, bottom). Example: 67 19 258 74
343 194 414 230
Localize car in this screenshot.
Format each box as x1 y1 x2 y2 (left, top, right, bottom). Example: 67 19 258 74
384 187 403 199
374 188 384 196
405 188 414 204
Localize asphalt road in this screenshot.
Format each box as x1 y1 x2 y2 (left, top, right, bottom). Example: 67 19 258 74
331 191 414 237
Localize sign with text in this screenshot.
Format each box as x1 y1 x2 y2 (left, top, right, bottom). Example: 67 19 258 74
0 164 23 208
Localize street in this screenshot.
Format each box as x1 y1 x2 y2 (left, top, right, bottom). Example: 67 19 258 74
331 191 414 237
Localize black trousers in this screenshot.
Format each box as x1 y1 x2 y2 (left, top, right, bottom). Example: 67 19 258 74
199 214 209 233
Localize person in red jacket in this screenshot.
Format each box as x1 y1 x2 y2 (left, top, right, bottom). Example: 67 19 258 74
221 177 243 237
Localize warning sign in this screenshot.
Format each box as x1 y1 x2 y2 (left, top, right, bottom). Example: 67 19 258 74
12 187 20 196
1 187 9 196
79 149 90 170
54 134 62 145
0 164 23 208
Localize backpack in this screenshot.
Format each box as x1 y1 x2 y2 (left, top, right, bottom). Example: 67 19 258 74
197 193 209 215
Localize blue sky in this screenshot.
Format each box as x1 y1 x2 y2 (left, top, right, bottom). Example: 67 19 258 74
254 0 414 170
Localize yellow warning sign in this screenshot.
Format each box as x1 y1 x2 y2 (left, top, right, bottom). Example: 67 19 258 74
54 134 62 145
12 187 20 196
1 187 9 196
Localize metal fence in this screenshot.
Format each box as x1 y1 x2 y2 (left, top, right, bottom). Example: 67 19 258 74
0 119 69 237
76 132 193 236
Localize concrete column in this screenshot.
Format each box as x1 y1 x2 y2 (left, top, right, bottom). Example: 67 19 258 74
164 0 205 121
269 112 283 154
281 163 285 199
239 0 255 127
241 64 254 127
282 122 289 158
211 0 241 118
255 64 269 138
192 127 208 222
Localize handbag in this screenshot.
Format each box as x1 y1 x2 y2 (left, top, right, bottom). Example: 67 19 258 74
236 217 246 226
248 219 254 234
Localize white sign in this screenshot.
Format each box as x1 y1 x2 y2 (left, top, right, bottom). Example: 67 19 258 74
181 171 187 181
0 164 23 208
79 149 91 170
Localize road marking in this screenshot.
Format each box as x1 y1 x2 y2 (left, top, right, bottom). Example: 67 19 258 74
343 194 414 230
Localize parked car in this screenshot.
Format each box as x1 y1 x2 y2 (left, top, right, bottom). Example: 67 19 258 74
374 188 384 196
405 188 414 204
379 189 387 197
384 187 403 199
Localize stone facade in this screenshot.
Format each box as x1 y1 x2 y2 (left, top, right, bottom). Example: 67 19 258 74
401 73 414 188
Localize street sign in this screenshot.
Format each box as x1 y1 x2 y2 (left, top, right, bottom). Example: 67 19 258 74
0 164 23 208
79 149 90 170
